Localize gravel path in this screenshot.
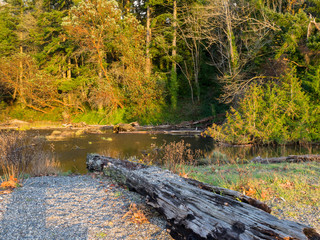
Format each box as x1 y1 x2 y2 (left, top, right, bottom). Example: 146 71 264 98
0 175 173 240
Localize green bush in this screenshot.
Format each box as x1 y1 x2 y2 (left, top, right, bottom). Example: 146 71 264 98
205 67 320 144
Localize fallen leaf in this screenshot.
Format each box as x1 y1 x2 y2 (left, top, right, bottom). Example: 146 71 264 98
122 203 149 224
280 180 294 189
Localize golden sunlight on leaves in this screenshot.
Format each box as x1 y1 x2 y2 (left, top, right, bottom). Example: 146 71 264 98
259 187 274 201
260 190 268 200
178 169 189 178
122 203 149 224
241 185 256 197
0 175 20 190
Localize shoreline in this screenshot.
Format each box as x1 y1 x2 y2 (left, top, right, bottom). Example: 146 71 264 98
1 119 320 146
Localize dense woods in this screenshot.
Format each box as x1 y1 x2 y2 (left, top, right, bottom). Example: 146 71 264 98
0 0 319 144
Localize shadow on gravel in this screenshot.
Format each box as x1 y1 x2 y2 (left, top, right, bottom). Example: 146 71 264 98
0 177 89 240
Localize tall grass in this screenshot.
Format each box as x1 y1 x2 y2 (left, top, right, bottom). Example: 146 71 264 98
140 140 202 175
0 131 60 180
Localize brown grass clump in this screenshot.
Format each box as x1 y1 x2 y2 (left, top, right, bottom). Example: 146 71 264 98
0 130 60 179
0 131 34 177
160 140 202 174
30 155 61 177
140 140 202 176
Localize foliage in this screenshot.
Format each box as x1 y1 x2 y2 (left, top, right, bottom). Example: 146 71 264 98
8 106 63 122
205 67 320 144
0 54 62 113
169 66 178 109
61 0 164 123
0 4 18 57
0 0 319 142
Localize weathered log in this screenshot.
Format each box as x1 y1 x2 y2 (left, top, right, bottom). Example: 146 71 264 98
181 178 271 213
251 154 320 164
86 154 320 240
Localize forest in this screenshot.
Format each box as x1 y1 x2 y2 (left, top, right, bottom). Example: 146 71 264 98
0 0 319 144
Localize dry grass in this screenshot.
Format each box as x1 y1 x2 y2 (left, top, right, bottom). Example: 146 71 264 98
0 130 60 179
0 131 34 177
30 156 61 177
140 140 202 174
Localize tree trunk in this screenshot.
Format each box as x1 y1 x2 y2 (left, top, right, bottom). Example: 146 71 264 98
86 154 320 240
146 5 152 76
67 58 71 80
224 0 237 76
172 0 177 72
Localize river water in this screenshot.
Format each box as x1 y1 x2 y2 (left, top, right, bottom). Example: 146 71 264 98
25 129 320 173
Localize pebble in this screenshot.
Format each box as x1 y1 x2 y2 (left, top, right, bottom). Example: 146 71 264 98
0 175 173 240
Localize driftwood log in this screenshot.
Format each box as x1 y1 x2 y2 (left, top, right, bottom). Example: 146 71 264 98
87 154 320 240
113 116 215 134
176 116 215 128
251 154 320 164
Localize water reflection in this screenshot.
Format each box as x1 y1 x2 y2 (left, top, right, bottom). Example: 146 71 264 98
25 130 320 174
31 130 213 173
207 144 320 165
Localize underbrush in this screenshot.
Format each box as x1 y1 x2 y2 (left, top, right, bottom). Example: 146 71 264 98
8 106 63 122
0 131 61 186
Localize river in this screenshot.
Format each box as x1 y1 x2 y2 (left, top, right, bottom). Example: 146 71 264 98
25 129 320 173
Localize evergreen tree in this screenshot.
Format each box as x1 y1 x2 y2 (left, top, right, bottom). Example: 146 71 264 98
0 4 18 57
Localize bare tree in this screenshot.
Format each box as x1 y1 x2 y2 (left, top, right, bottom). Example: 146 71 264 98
181 0 278 103
178 3 205 103
0 55 69 113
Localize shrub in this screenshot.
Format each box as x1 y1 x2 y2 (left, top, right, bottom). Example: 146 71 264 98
205 68 320 145
141 140 203 175
0 131 60 179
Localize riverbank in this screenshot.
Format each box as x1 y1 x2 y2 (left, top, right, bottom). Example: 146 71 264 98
1 159 319 238
0 175 172 240
182 161 320 232
0 119 205 137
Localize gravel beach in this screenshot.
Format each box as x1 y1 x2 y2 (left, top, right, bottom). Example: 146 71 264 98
0 175 173 240
1 174 319 240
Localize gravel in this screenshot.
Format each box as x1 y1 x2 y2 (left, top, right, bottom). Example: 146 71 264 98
0 175 173 240
267 198 320 232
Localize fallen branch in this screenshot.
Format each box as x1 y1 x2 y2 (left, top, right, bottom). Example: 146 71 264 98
86 154 320 240
251 154 320 164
